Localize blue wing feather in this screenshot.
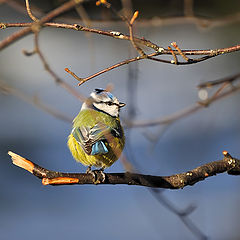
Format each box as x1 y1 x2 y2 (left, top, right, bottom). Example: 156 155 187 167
91 141 108 155
72 123 111 155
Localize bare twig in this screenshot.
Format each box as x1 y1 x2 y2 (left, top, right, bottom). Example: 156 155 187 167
168 45 178 64
65 68 84 82
128 11 146 56
3 0 43 17
63 42 240 85
198 81 230 107
75 3 91 27
171 42 190 62
0 80 71 122
63 43 240 85
0 1 85 102
25 0 38 22
198 72 240 88
8 150 240 188
150 189 207 240
3 0 240 29
72 55 145 86
2 22 240 57
0 0 80 51
97 0 146 56
32 31 86 102
126 81 240 128
124 137 207 240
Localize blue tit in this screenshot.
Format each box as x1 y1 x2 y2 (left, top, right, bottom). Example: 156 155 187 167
67 88 125 171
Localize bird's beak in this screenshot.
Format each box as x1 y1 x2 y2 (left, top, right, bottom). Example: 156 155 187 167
119 102 126 108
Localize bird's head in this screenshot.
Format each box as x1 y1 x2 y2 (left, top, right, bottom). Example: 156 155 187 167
81 88 125 117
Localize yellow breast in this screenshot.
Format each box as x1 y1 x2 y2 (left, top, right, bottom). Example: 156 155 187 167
67 109 125 169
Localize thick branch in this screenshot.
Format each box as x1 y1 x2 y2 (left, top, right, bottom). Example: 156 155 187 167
8 151 240 188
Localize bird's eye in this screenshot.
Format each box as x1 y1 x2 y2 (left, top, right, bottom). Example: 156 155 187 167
107 102 113 106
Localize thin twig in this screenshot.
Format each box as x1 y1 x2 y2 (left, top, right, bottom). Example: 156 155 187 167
0 1 85 101
171 42 190 62
123 138 207 240
63 42 240 85
126 81 240 128
198 72 240 88
128 11 146 56
0 80 71 123
198 81 230 107
3 0 43 17
3 0 240 29
0 0 80 51
98 1 146 56
25 0 38 22
168 45 178 64
65 68 84 82
71 55 145 86
150 189 207 240
33 32 86 102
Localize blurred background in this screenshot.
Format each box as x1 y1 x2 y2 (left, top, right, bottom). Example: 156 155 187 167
1 0 240 239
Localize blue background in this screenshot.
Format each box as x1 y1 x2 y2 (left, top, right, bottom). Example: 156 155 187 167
1 2 240 240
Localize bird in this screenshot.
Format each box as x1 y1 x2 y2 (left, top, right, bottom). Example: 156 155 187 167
67 88 125 174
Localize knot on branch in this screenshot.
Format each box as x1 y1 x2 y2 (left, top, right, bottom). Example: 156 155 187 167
223 151 240 175
73 24 83 31
31 22 41 33
0 23 6 29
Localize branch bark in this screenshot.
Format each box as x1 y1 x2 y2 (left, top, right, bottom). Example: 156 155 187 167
8 150 240 188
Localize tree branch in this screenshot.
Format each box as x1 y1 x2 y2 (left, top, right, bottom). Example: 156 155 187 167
4 0 240 29
64 43 240 85
8 150 240 188
126 78 240 128
198 72 240 88
2 21 239 56
0 0 79 51
2 16 239 86
0 80 72 122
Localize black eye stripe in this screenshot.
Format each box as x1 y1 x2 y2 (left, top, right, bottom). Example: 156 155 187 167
97 101 119 106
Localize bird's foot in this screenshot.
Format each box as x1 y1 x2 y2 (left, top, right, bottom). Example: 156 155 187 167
86 166 106 184
86 166 92 174
86 166 96 182
97 168 106 183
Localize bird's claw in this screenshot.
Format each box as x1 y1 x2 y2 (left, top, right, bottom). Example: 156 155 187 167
86 166 106 184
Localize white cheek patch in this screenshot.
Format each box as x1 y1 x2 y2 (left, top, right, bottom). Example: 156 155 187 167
109 105 119 117
93 102 119 117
